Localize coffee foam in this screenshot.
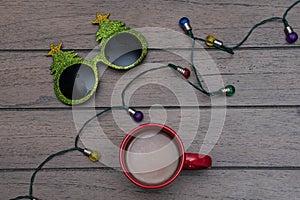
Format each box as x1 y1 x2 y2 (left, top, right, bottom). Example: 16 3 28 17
124 129 182 185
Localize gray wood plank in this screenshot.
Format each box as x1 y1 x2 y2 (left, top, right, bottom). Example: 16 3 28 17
1 0 299 49
0 49 300 108
1 108 299 169
1 0 300 199
3 169 300 200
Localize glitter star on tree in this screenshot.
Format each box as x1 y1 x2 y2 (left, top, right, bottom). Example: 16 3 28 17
46 43 63 57
92 13 110 25
46 43 83 75
92 12 129 44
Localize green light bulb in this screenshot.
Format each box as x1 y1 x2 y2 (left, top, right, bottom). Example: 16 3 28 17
224 85 235 96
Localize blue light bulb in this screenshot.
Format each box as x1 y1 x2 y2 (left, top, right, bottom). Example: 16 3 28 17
179 17 190 28
179 17 192 33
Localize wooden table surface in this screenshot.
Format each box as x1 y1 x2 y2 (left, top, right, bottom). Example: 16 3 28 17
1 0 300 199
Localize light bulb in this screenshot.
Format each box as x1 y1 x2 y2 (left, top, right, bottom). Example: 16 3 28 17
179 17 192 32
220 85 235 96
206 35 223 47
284 26 298 43
176 66 190 79
83 149 100 162
128 108 144 122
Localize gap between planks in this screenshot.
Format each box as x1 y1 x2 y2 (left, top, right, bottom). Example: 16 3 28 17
1 166 300 173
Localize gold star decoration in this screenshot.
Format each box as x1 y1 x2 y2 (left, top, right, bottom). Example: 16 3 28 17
92 13 110 24
46 43 63 56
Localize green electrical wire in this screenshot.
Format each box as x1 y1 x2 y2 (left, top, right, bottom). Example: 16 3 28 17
122 0 300 99
283 0 300 25
74 106 128 148
11 1 299 199
190 38 213 95
120 62 220 100
11 106 128 200
185 0 300 93
231 17 283 50
120 59 225 102
28 147 82 198
121 66 169 106
191 0 300 54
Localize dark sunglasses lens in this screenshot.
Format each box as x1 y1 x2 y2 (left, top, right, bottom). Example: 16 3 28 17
59 64 95 100
105 32 143 67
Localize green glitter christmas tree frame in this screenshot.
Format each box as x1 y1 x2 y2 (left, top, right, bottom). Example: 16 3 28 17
47 13 148 105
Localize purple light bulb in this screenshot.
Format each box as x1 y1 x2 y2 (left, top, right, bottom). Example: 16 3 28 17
133 111 144 122
285 26 298 44
128 108 144 122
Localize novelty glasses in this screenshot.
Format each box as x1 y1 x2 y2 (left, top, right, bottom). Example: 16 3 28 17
47 13 147 105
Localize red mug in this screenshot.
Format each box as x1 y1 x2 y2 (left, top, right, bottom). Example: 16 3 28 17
119 123 212 189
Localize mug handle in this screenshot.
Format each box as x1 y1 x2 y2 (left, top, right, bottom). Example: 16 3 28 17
183 153 212 170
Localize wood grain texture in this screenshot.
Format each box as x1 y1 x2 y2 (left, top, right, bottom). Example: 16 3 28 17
1 0 300 199
0 0 299 49
3 169 300 200
0 49 300 108
1 108 299 169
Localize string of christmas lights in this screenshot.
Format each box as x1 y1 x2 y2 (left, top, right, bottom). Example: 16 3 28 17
179 0 299 54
